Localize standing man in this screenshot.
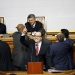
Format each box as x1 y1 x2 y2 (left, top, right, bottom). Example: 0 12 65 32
50 33 74 70
61 29 75 69
20 27 52 70
12 24 29 71
0 19 6 34
25 14 43 32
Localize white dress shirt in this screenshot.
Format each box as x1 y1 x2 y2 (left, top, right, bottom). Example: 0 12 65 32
32 23 36 28
35 42 42 54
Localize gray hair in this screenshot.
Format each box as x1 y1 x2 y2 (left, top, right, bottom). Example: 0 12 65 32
27 14 35 19
57 33 65 42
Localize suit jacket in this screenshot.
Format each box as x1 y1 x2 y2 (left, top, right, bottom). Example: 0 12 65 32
12 32 29 68
65 38 75 68
42 38 52 69
20 35 52 69
0 40 13 71
25 21 43 32
43 38 52 45
0 23 6 34
65 38 74 58
50 41 74 70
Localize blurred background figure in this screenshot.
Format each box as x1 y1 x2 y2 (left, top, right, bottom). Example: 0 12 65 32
12 24 29 71
0 40 13 71
0 18 6 34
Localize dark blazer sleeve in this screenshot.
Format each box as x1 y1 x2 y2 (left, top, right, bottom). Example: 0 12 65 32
4 25 6 34
69 40 74 47
50 45 54 66
40 22 43 29
20 35 30 47
45 46 52 69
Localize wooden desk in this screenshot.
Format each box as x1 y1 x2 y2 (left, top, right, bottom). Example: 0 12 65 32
5 70 75 75
0 37 13 53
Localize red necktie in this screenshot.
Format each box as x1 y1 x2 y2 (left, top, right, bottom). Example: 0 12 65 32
35 43 39 56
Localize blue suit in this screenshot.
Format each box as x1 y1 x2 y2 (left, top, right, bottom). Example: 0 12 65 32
50 41 74 70
65 38 74 58
65 38 75 68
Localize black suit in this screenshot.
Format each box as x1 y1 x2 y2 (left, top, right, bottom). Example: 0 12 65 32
0 40 13 71
25 21 43 32
20 35 52 70
0 23 6 34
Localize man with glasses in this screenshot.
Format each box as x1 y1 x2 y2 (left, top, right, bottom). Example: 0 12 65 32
20 27 52 70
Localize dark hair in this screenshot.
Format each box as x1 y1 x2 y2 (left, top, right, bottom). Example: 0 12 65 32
61 29 69 38
57 33 65 42
38 28 46 37
27 14 35 19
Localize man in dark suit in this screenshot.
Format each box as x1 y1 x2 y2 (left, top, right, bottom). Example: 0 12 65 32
61 29 75 68
0 40 13 71
12 24 29 71
25 14 43 32
50 33 74 70
20 27 52 70
0 19 6 34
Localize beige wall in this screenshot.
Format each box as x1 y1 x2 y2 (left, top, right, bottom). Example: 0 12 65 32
0 0 75 32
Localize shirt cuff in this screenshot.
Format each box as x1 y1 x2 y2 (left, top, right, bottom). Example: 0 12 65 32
21 33 25 36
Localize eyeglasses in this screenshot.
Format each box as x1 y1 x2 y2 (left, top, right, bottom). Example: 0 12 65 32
33 35 41 37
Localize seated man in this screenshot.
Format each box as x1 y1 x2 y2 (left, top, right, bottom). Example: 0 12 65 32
12 24 29 71
50 33 74 70
25 14 43 32
0 40 13 71
0 19 6 34
20 27 52 70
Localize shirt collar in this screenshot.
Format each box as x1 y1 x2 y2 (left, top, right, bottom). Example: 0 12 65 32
32 22 36 28
35 42 42 46
64 38 66 41
56 38 66 42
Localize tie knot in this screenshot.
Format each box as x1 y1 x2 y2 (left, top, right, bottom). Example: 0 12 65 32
36 43 38 46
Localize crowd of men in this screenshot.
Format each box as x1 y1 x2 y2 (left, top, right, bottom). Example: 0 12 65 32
0 14 75 71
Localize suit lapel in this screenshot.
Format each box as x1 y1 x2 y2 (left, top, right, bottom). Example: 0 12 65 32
39 41 44 55
32 41 36 55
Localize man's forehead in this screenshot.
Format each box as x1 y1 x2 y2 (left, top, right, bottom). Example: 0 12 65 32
28 18 35 20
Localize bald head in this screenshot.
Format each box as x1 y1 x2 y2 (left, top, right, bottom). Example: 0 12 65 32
16 24 25 32
57 33 65 42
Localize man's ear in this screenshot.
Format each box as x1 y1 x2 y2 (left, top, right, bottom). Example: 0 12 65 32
56 35 58 41
41 37 42 40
